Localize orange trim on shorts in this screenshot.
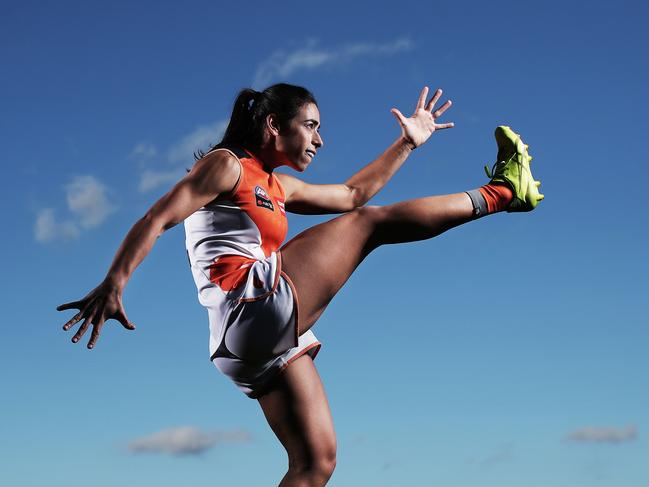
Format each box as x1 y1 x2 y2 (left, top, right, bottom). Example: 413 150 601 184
250 342 322 399
280 342 322 373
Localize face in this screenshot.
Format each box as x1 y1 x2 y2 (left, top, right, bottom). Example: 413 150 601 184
273 103 323 172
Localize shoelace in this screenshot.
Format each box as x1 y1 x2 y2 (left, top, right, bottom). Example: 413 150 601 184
484 151 520 179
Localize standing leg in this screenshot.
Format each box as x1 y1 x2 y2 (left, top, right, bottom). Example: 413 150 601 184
281 192 476 333
258 354 337 487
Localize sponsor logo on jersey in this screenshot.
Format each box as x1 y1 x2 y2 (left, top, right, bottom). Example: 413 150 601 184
255 186 269 199
254 185 274 211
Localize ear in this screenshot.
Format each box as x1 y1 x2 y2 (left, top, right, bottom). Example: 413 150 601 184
265 113 281 137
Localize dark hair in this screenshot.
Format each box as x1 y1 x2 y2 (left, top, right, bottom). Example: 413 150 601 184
195 83 318 160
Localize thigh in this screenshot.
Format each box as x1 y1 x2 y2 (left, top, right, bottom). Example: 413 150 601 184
280 206 380 334
258 354 336 467
281 194 473 334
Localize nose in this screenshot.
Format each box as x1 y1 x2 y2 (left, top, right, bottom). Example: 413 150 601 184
313 131 323 148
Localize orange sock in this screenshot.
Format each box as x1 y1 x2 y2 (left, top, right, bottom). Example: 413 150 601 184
478 183 513 213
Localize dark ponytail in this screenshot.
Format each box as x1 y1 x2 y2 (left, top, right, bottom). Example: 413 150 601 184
195 83 317 160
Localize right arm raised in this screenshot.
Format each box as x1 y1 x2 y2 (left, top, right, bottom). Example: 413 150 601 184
57 150 241 349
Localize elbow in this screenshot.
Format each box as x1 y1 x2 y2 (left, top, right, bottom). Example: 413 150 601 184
141 211 169 237
347 185 366 209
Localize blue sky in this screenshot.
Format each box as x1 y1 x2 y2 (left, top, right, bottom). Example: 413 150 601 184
2 0 648 485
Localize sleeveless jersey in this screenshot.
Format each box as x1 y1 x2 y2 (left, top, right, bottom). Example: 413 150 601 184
184 147 289 358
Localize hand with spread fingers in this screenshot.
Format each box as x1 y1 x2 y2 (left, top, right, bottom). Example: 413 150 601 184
58 281 135 349
391 86 454 149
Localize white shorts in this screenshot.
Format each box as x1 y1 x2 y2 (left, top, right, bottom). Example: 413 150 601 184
210 254 321 398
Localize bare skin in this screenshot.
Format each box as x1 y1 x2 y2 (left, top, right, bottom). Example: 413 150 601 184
58 86 465 486
280 193 473 335
258 354 337 487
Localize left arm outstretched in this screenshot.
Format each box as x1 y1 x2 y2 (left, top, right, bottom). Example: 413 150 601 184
278 86 453 214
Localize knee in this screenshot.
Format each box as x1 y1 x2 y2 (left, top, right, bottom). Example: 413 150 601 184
351 205 386 226
289 446 337 483
313 453 337 482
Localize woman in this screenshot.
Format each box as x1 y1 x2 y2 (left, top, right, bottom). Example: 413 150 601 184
58 83 542 486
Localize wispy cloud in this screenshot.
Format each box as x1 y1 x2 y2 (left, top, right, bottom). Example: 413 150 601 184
34 208 80 243
65 175 116 228
134 121 227 193
167 121 228 163
35 175 116 243
253 37 414 88
130 142 157 161
565 425 637 444
127 426 251 456
138 169 185 193
134 37 413 193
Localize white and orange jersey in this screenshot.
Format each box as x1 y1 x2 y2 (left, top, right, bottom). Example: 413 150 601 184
184 146 290 359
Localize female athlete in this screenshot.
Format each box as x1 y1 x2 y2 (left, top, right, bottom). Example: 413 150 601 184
58 83 543 487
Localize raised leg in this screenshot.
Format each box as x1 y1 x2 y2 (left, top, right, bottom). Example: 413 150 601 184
258 354 337 487
281 192 474 334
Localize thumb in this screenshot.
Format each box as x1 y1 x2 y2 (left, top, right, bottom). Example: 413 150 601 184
391 108 407 126
117 307 136 330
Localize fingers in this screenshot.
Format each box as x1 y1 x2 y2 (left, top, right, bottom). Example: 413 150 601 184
391 108 407 126
433 99 452 119
57 300 82 311
434 122 455 130
61 287 136 349
64 311 134 349
416 86 429 111
87 319 105 349
72 310 96 344
425 88 443 112
62 312 83 331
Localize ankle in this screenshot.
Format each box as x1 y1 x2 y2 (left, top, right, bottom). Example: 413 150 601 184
479 183 513 213
466 183 513 217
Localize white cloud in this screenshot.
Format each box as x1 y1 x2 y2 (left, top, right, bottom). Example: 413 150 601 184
65 175 116 229
136 120 227 193
34 208 80 243
134 37 413 193
167 120 228 163
127 426 251 456
138 168 185 193
565 425 637 444
35 175 116 243
343 38 413 57
253 37 414 88
130 142 157 161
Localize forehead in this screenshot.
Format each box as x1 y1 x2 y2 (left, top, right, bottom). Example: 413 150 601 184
295 103 320 122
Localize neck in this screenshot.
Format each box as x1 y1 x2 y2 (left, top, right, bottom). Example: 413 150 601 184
253 145 286 172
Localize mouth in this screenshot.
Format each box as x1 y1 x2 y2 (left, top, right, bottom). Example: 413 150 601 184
305 149 316 159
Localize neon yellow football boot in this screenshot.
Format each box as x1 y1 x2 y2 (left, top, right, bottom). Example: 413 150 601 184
485 126 544 212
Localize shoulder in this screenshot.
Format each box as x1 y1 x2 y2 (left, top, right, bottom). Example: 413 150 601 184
189 148 242 195
275 172 303 197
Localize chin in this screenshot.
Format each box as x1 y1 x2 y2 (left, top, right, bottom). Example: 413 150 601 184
291 159 310 172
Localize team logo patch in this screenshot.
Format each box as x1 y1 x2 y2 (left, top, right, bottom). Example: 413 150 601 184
254 185 274 211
